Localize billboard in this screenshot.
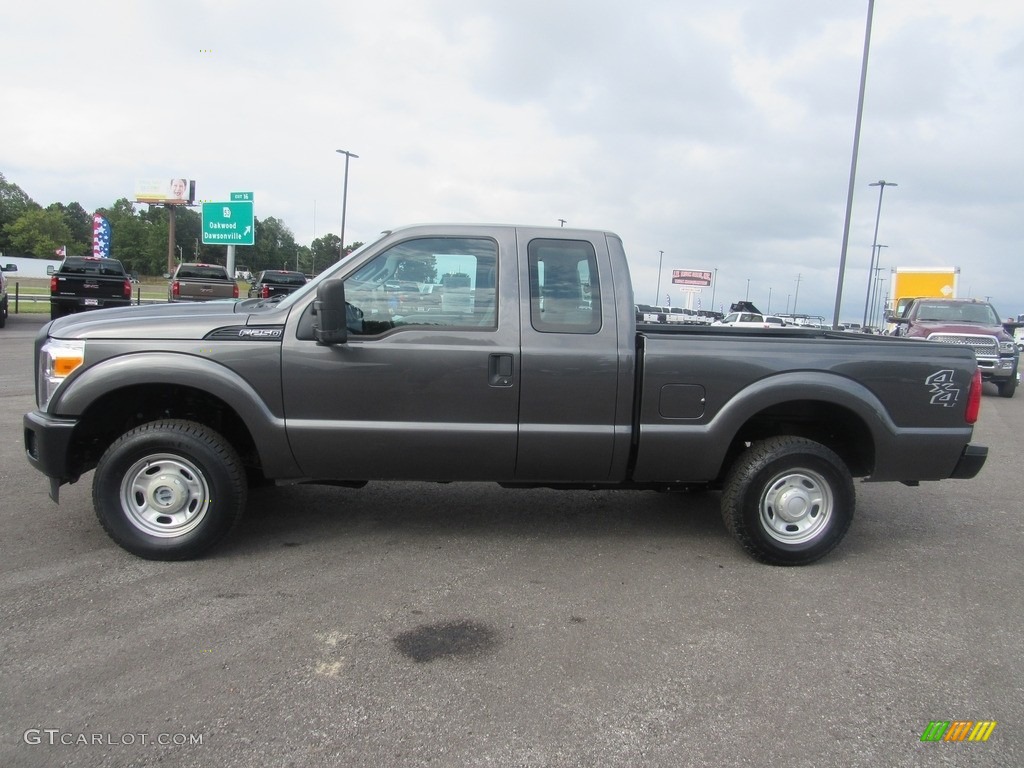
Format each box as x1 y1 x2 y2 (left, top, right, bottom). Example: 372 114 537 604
135 178 195 205
672 269 713 287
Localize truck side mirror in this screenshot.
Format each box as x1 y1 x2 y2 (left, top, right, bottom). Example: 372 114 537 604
313 279 348 345
46 265 56 275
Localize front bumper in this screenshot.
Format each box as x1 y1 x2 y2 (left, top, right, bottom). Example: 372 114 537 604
975 355 1017 381
23 410 80 501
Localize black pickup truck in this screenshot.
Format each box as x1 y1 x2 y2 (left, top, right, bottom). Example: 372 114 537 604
1 262 17 328
24 224 987 565
247 269 308 300
48 256 133 321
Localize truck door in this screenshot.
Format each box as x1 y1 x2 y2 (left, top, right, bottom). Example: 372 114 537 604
281 231 521 481
514 232 633 482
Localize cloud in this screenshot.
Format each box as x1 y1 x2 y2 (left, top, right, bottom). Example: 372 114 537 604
2 0 1022 319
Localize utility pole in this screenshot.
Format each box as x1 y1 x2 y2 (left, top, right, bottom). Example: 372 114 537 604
655 250 664 305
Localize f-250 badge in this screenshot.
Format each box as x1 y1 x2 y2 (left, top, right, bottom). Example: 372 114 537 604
925 369 960 407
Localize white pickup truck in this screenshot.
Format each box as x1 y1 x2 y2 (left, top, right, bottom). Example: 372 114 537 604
713 311 787 328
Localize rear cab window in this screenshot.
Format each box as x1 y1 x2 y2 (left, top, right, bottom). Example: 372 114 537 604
527 239 601 334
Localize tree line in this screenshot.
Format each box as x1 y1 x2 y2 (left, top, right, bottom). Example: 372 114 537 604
0 172 359 277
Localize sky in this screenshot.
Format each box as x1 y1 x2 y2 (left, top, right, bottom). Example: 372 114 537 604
3 0 1022 323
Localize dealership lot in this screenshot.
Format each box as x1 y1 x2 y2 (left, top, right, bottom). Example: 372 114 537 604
2 312 1021 767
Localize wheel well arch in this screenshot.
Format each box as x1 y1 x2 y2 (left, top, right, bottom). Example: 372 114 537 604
722 399 875 479
66 384 261 481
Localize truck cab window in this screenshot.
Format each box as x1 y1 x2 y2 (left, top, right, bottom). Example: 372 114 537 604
343 237 498 335
528 239 601 334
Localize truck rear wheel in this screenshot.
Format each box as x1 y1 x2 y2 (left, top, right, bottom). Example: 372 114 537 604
92 420 247 560
721 436 854 566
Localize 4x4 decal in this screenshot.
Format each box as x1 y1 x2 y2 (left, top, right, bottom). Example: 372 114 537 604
926 369 960 407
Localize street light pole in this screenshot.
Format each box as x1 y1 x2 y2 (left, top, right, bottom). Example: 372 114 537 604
335 149 359 258
862 181 897 327
655 250 664 305
867 243 887 326
710 268 718 315
831 0 876 329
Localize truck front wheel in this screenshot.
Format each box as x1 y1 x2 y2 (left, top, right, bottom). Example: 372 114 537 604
997 369 1017 398
721 436 854 566
93 420 247 560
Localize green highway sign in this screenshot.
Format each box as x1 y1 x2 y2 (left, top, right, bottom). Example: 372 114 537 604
202 201 254 246
230 191 253 201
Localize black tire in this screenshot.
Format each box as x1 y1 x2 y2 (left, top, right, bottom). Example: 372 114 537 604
92 420 247 560
721 436 854 566
0 297 7 328
997 371 1017 398
50 303 66 321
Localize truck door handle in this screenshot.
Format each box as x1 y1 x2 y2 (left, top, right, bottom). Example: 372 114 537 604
488 353 514 387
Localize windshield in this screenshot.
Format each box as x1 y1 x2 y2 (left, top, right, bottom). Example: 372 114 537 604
61 257 126 277
177 265 229 280
260 236 382 310
916 302 1000 324
260 271 307 285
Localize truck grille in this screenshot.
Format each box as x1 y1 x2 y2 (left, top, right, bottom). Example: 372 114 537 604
926 333 998 358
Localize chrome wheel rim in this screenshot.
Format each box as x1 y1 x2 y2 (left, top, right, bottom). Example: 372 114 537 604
119 454 211 538
759 468 833 544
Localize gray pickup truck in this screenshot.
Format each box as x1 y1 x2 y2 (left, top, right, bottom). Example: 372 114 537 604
24 224 987 565
166 262 238 302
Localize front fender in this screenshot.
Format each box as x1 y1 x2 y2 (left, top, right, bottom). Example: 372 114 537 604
52 352 302 479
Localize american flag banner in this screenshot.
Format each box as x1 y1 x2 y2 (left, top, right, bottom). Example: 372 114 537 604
93 214 112 257
55 245 66 257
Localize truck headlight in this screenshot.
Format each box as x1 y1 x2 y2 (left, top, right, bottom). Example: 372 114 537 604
38 339 85 410
998 340 1016 355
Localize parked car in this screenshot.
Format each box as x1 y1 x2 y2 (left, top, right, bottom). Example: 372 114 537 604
247 270 308 300
635 304 662 323
47 256 133 320
24 223 986 565
890 297 1019 398
1 262 17 328
166 263 238 302
713 312 787 328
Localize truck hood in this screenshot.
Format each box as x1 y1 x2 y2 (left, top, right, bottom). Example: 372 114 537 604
908 321 1013 342
46 300 288 340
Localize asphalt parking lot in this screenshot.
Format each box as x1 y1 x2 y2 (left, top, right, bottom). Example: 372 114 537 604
1 311 1021 767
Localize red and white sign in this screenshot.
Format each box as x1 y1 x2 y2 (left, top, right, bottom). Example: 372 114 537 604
672 269 713 287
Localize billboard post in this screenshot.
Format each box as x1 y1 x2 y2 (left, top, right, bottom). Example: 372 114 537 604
134 178 195 276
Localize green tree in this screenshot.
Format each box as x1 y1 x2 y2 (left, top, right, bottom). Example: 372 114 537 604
243 216 298 272
3 207 77 257
0 172 38 254
310 233 342 273
47 202 92 249
97 198 155 274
